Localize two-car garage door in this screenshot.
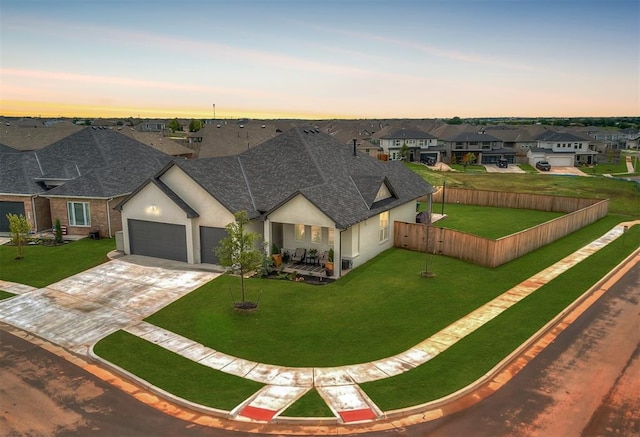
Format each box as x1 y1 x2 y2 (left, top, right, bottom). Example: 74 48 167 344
128 219 226 265
128 219 188 262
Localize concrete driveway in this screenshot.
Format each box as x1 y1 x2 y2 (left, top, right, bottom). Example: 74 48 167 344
542 166 588 176
484 164 525 173
0 259 218 355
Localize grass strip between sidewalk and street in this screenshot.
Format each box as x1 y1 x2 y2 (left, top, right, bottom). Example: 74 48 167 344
0 291 15 300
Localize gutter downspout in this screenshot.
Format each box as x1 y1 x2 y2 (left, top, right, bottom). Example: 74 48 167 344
106 198 114 238
31 195 38 233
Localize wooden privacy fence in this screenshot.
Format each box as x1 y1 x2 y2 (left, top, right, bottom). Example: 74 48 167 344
432 187 601 213
395 190 608 268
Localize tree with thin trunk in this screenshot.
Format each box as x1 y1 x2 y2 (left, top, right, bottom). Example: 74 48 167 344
215 211 263 308
461 152 477 171
7 213 31 260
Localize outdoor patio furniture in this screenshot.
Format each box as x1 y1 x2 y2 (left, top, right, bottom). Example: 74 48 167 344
290 248 306 263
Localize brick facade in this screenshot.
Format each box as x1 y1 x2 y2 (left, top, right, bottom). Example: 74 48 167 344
48 196 125 238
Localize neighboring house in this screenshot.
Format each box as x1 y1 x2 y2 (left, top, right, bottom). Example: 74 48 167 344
440 131 514 165
379 128 438 162
529 131 597 166
0 128 172 236
482 126 537 164
116 128 434 277
138 121 166 132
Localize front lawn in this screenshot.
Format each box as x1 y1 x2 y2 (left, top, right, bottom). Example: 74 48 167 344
94 217 638 415
142 216 627 369
0 239 115 288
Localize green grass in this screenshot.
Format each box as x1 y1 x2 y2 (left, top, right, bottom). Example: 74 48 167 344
93 330 263 410
282 389 334 417
0 290 15 300
406 162 640 218
449 164 487 173
590 152 636 175
94 217 638 415
518 164 537 173
433 204 564 239
0 239 115 288
362 225 640 410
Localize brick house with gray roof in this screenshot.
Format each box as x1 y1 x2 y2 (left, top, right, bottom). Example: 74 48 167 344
0 128 171 236
117 127 434 277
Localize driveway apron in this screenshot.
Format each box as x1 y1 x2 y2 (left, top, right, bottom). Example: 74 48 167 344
0 259 218 354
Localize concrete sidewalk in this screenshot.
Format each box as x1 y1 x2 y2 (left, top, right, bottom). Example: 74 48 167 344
93 222 637 424
1 222 638 426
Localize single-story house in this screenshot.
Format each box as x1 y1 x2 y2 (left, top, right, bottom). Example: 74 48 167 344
0 128 172 236
116 128 435 277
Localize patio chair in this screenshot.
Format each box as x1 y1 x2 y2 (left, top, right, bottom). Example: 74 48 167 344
290 248 306 263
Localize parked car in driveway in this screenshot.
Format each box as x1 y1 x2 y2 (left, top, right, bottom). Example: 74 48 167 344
536 161 551 171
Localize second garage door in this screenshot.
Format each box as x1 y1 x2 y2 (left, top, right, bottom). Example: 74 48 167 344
200 226 227 265
128 219 187 262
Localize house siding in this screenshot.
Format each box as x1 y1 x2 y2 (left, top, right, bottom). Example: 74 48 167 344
347 201 416 269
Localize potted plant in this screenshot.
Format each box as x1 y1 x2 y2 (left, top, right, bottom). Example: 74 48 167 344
271 243 282 267
325 248 334 276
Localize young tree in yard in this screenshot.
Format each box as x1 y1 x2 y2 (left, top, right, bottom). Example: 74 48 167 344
7 213 31 259
215 211 263 308
400 142 409 161
168 118 183 133
461 152 477 171
188 119 204 132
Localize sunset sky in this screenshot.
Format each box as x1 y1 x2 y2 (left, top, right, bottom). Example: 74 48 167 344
1 0 638 119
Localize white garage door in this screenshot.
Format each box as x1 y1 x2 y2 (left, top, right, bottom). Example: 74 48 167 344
547 156 574 167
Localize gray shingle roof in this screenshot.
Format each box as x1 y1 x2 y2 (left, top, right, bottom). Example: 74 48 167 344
380 128 437 140
0 127 172 198
153 128 434 229
535 131 588 142
0 144 18 153
447 132 501 142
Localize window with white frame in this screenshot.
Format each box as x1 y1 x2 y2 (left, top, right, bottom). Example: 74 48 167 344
311 225 321 244
379 211 389 242
328 228 334 245
67 201 90 227
294 224 305 241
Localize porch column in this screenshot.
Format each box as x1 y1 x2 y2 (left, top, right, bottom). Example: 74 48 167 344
334 227 342 277
263 218 271 254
